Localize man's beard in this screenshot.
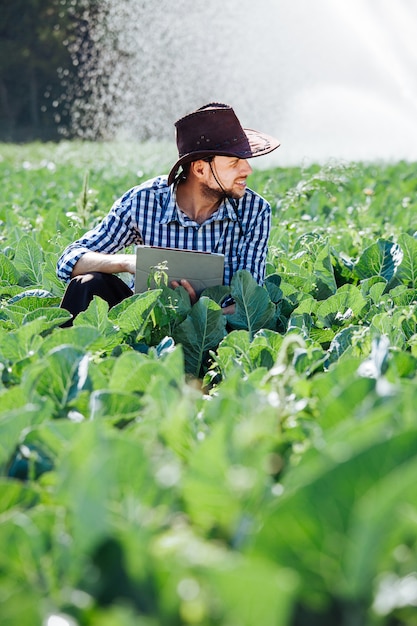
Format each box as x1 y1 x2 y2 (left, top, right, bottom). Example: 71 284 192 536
201 181 239 202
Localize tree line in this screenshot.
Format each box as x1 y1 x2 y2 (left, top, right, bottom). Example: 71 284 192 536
0 0 101 142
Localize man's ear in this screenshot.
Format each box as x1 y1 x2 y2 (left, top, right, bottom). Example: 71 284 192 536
190 159 208 179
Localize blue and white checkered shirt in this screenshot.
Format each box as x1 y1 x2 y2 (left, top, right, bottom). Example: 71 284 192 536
57 175 271 287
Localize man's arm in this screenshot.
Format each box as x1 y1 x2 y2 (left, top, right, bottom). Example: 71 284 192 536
71 252 136 277
57 190 141 282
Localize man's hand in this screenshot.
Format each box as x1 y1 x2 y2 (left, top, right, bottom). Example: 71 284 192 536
220 294 235 316
221 303 235 315
171 280 236 314
171 278 198 305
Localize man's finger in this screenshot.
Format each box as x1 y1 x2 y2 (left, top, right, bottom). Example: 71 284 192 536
172 278 198 304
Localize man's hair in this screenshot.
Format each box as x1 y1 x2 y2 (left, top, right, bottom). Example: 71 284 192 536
180 162 191 179
179 156 214 180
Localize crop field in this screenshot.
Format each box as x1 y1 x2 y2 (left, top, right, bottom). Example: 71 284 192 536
1 141 417 625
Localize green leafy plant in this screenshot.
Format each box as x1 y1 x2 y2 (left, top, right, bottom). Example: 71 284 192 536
2 143 417 625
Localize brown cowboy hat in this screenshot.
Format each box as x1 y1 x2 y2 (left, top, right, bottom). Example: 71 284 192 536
167 103 280 185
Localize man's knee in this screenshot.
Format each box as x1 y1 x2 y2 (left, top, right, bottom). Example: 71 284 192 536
60 272 132 325
74 272 101 285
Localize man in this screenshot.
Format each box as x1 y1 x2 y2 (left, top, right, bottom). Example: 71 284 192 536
57 102 280 322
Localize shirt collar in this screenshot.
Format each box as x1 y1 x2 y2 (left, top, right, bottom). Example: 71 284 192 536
159 183 239 226
158 184 179 224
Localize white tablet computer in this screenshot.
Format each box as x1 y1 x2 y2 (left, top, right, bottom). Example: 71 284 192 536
135 245 225 295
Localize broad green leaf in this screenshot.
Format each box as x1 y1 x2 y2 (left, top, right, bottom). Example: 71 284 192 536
309 327 335 345
39 323 123 355
108 350 183 394
71 300 122 352
359 276 387 302
308 356 375 429
109 290 161 338
227 270 276 338
291 293 318 316
327 325 364 364
74 295 112 330
214 329 284 377
182 423 249 532
209 556 298 626
161 408 199 464
254 328 285 352
388 350 417 378
0 386 32 412
54 422 166 557
355 239 403 281
0 285 23 299
0 479 39 513
0 253 20 284
21 420 81 460
368 280 387 303
315 284 367 328
370 312 407 349
287 313 314 338
0 318 46 362
313 242 337 299
183 398 278 534
13 235 44 284
264 274 283 303
22 345 90 413
89 390 144 423
39 325 104 355
248 329 285 370
254 428 417 605
276 258 317 294
173 297 226 376
345 454 417 598
42 251 68 295
0 405 48 471
0 530 45 624
66 299 123 351
53 422 116 555
201 284 230 305
293 345 326 376
385 284 417 306
0 303 28 328
400 307 417 341
214 330 254 377
22 307 71 328
396 232 417 288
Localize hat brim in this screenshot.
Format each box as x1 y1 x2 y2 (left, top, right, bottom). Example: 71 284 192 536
167 128 280 186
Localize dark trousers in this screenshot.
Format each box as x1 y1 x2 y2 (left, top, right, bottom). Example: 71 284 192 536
60 272 133 327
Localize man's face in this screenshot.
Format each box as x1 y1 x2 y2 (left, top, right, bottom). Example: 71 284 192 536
205 156 253 200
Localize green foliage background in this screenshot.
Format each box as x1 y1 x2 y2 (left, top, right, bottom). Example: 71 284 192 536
1 141 417 625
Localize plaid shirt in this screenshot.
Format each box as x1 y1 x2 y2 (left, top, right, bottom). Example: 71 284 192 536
57 175 271 287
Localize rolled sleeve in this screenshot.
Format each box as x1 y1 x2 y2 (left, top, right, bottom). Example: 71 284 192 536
56 191 142 282
56 245 91 282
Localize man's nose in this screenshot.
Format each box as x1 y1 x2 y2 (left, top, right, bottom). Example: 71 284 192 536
241 159 252 175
